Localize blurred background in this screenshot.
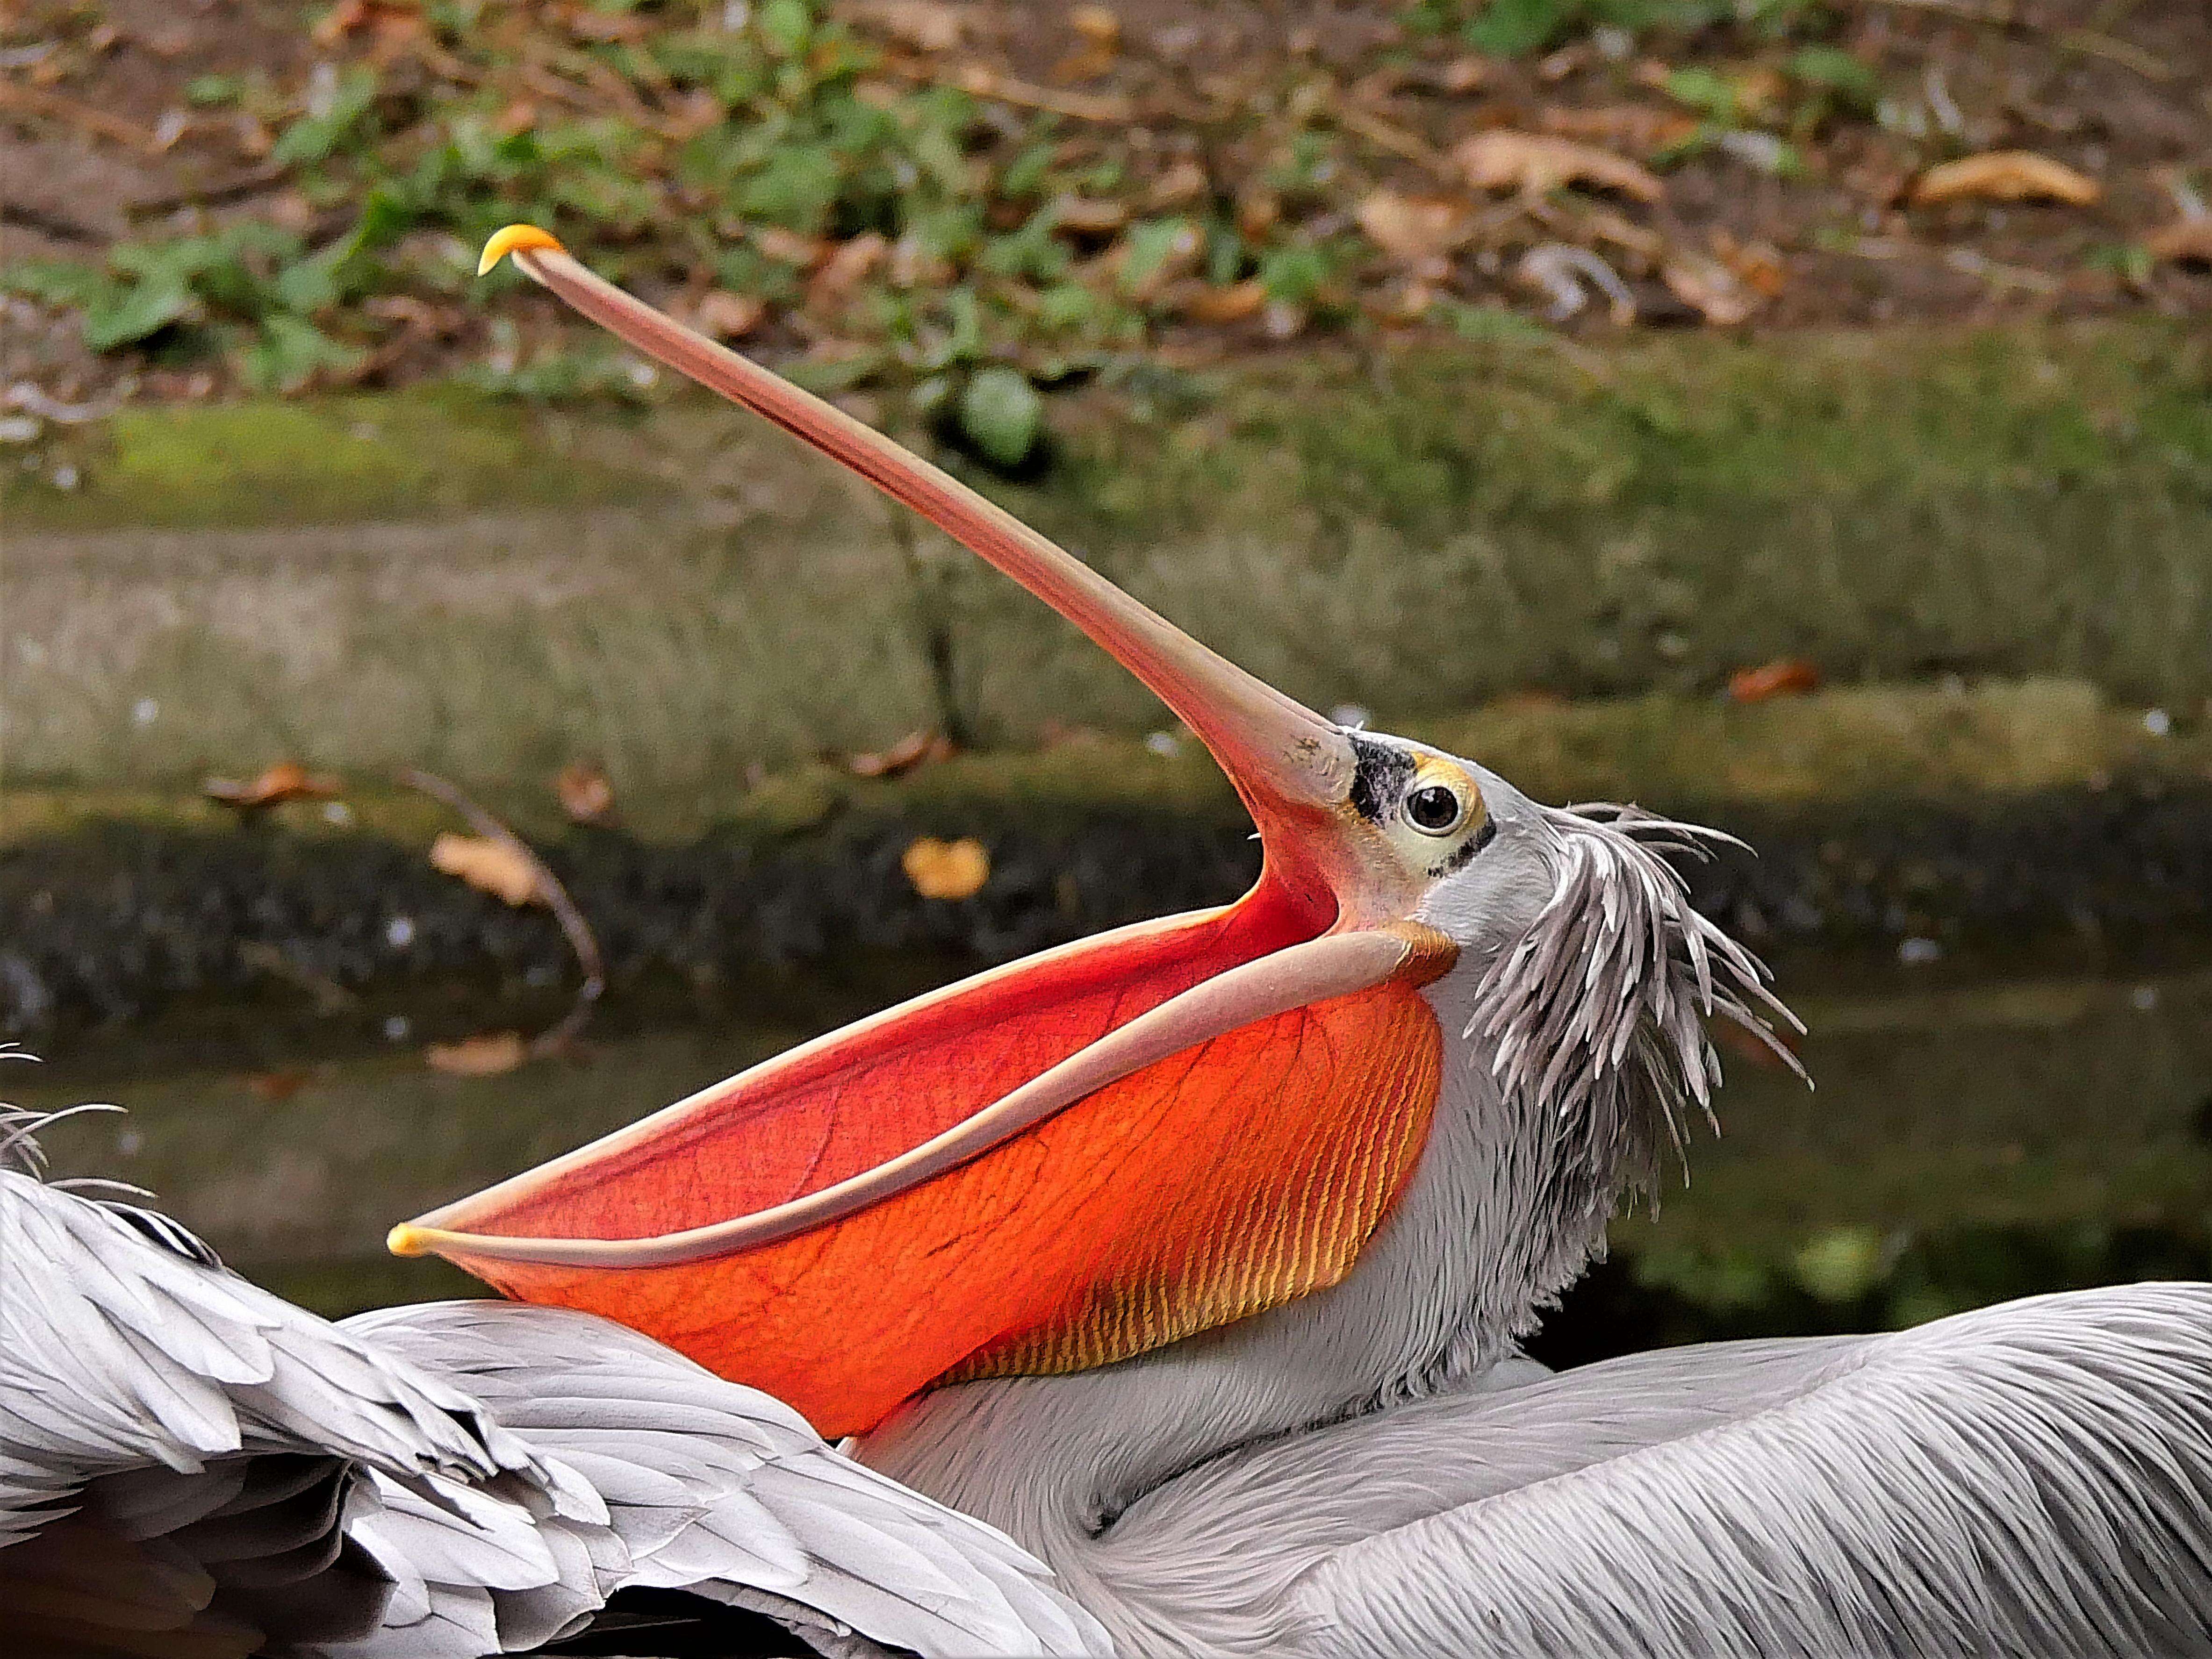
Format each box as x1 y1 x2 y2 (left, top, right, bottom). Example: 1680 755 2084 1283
2 0 2209 1363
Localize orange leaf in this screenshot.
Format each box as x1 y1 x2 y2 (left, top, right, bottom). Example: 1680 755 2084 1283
426 1031 530 1076
1179 279 1267 323
1728 659 1822 702
902 836 991 900
429 832 543 906
1070 5 1120 49
1454 130 1665 204
1910 152 2101 207
847 729 954 779
203 761 341 810
1662 250 1758 326
555 763 615 825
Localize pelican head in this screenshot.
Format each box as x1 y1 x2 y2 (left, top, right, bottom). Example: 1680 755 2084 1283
390 227 1793 1438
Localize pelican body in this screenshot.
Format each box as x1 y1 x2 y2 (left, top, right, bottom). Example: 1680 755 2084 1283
5 224 2208 1657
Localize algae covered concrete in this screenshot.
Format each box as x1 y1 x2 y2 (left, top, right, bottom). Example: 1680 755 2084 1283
4 321 2209 811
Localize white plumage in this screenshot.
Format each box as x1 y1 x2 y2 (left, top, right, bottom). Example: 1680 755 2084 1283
0 1131 1108 1659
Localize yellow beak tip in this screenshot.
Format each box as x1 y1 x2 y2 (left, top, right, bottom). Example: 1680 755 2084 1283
478 223 564 277
386 1223 434 1258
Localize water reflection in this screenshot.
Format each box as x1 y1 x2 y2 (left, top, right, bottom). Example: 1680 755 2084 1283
13 954 2211 1351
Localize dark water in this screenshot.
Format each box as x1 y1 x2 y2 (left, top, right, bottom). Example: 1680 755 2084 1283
12 947 2212 1360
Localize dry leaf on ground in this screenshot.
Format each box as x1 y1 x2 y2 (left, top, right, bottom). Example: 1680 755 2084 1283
1663 250 1758 325
425 1031 530 1076
849 0 968 53
1052 196 1131 237
429 831 542 906
1712 230 1788 298
754 225 827 268
809 233 889 304
1144 158 1209 210
1910 151 2101 207
848 729 955 779
204 761 341 811
1455 131 1665 204
1070 5 1120 49
555 762 615 824
1179 279 1266 323
2146 220 2212 265
902 836 991 901
1354 191 1473 268
1538 104 1699 156
682 290 766 341
1728 659 1822 702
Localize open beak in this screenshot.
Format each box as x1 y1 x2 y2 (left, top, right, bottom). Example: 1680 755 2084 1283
390 227 1457 1436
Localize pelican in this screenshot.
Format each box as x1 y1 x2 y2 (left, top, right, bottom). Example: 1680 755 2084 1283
7 223 2210 1656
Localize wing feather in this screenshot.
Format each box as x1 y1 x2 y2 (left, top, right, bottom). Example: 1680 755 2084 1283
1274 1285 2212 1656
345 1298 1115 1657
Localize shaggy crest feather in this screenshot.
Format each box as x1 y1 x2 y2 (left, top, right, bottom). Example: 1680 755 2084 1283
1468 805 1802 1218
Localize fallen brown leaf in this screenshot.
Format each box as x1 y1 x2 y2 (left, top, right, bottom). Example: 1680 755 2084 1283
849 0 967 53
1144 158 1209 211
1179 279 1267 323
1236 189 1280 240
1454 130 1666 204
1538 104 1700 156
425 1031 530 1077
809 232 889 304
1051 196 1131 237
1910 151 2101 207
754 225 827 269
245 1069 313 1101
1729 659 1822 702
555 762 615 825
204 761 341 811
848 729 955 779
2146 219 2212 265
902 836 991 901
1353 190 1473 268
429 832 542 906
1434 55 1490 94
682 289 766 341
1070 5 1120 49
1663 250 1759 326
1712 229 1789 298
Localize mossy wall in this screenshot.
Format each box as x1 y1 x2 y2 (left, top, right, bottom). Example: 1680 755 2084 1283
6 322 2206 805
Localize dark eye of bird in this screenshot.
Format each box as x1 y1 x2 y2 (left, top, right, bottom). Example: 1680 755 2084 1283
1404 784 1463 836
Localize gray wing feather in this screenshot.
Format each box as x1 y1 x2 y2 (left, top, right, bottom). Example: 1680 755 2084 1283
0 1167 563 1654
344 1299 1114 1658
1272 1284 2212 1657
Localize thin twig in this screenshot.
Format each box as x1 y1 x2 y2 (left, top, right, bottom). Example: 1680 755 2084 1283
1860 0 2020 23
397 768 605 1053
0 80 158 150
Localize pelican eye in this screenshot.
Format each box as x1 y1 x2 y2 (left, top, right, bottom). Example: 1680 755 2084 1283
1403 783 1465 836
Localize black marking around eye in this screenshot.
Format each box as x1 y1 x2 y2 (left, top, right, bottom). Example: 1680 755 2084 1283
1429 817 1498 879
1348 736 1415 822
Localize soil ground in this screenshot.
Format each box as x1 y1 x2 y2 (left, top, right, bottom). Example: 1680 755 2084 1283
3 0 2209 412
